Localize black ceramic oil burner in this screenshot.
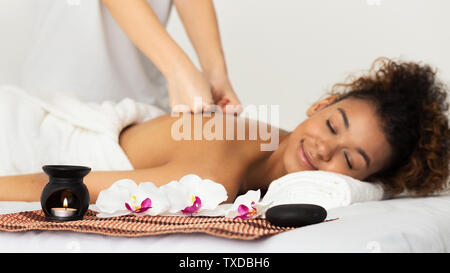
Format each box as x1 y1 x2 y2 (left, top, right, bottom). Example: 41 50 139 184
40 165 91 221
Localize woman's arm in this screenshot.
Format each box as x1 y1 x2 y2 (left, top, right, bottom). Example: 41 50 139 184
0 163 186 203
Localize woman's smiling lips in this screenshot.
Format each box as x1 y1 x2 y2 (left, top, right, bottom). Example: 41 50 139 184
298 141 318 170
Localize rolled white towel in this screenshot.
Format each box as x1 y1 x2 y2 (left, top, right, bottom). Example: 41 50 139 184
261 171 385 210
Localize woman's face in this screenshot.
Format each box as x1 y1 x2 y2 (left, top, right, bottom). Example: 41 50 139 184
283 96 392 180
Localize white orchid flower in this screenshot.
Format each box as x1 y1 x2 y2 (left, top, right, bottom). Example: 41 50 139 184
160 174 228 216
93 179 170 218
225 189 272 219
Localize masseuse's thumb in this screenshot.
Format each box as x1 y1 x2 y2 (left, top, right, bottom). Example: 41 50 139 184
221 94 243 115
190 94 215 114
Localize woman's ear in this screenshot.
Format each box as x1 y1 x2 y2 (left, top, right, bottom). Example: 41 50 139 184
306 96 337 117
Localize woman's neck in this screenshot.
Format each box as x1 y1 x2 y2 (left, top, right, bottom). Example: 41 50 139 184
241 132 291 194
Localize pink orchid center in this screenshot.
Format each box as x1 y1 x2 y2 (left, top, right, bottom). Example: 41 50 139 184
182 195 202 214
234 201 257 220
125 197 152 213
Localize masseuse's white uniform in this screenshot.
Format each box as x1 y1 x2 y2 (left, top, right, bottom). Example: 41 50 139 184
0 0 173 112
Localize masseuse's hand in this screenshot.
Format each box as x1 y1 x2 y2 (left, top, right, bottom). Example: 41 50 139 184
102 0 242 114
206 72 243 115
167 64 216 113
168 63 243 114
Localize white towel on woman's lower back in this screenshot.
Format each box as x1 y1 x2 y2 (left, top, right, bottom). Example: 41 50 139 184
262 171 385 210
0 85 167 175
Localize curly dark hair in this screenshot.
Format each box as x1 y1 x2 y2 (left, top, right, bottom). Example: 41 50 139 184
328 57 449 197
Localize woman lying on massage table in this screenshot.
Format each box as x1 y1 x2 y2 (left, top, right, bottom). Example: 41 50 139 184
0 57 448 203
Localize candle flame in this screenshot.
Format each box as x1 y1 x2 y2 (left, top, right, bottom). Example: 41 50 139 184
63 198 68 208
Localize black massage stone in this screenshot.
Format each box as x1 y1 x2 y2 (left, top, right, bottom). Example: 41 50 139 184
265 204 327 227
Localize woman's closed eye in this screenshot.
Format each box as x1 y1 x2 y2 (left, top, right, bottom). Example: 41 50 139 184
326 119 336 134
344 152 353 170
327 119 354 170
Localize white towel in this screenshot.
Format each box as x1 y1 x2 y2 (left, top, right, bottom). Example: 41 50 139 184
261 170 385 210
0 85 167 175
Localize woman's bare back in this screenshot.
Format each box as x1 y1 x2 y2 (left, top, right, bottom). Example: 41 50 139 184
0 112 286 203
118 113 271 201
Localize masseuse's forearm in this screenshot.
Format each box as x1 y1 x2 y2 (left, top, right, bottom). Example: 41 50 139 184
174 0 228 78
101 0 193 77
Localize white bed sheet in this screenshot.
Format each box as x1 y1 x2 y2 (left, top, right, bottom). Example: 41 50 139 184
1 195 449 253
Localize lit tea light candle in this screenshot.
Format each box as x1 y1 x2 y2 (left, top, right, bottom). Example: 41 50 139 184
51 197 77 218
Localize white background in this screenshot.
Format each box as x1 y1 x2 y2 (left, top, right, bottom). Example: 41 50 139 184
1 0 449 131
166 0 450 130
